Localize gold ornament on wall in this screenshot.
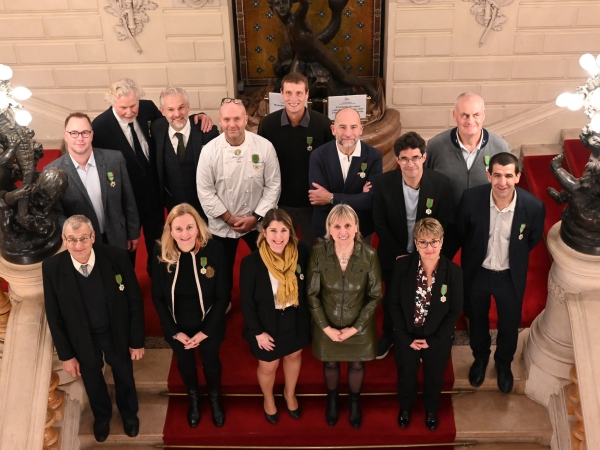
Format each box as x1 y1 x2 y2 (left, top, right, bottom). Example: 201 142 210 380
104 0 159 54
463 0 514 47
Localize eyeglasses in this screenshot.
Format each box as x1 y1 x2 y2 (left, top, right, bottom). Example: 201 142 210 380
65 130 92 138
65 235 93 245
221 98 244 105
416 239 441 249
399 155 423 165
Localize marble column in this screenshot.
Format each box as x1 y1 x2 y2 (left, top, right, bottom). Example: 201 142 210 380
523 222 600 407
0 257 53 449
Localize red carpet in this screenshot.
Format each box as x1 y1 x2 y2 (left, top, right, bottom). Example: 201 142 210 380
563 138 590 179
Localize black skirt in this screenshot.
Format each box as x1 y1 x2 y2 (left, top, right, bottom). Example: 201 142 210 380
248 306 311 362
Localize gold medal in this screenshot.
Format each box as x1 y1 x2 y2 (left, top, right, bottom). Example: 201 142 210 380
359 172 366 178
107 172 116 187
300 274 304 280
425 198 434 216
110 181 116 187
519 235 523 240
307 136 313 151
440 296 446 303
426 208 432 215
200 268 207 275
205 266 215 278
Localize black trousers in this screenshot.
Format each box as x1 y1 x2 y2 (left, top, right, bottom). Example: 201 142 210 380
213 231 259 294
380 264 394 341
469 267 521 368
280 205 316 251
165 329 222 390
79 330 138 423
138 203 165 275
393 332 453 413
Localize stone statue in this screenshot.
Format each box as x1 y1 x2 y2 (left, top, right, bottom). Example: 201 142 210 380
548 126 600 255
268 0 379 101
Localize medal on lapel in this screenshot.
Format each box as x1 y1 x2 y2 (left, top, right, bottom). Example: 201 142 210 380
252 154 260 169
440 284 447 303
297 264 304 280
519 224 526 240
306 136 313 151
200 256 208 275
107 172 116 187
484 155 490 171
147 120 152 137
426 198 434 215
116 274 125 291
234 149 241 156
358 162 367 178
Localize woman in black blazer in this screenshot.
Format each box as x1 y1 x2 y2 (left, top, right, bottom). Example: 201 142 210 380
240 208 311 425
152 203 229 428
388 218 463 431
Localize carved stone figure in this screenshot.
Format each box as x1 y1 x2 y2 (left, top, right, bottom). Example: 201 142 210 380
463 0 515 47
268 0 379 101
104 0 158 53
548 127 600 255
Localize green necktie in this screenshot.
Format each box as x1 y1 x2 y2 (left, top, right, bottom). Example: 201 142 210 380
174 132 186 162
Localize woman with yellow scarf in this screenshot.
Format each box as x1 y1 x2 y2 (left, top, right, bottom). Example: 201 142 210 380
240 208 311 424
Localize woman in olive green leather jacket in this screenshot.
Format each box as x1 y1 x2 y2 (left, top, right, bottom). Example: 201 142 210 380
307 204 383 429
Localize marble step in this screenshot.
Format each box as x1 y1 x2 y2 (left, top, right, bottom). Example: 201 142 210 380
520 143 563 159
560 128 581 143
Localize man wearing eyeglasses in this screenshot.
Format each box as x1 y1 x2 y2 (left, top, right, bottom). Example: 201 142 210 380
372 132 453 359
425 93 510 257
43 215 145 443
91 78 213 274
456 152 544 394
46 112 140 252
197 98 281 294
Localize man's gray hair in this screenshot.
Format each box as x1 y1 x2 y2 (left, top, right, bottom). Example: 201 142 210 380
104 78 145 105
62 215 94 235
159 87 189 107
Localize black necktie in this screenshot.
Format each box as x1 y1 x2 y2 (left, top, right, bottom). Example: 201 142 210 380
128 122 149 170
174 132 186 163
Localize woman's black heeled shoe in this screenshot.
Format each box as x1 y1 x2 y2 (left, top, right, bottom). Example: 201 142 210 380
264 410 279 424
187 389 200 428
204 369 225 427
283 387 301 419
398 409 411 428
348 392 362 429
326 389 339 426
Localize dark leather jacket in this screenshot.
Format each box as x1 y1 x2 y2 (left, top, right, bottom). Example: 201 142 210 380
307 240 382 361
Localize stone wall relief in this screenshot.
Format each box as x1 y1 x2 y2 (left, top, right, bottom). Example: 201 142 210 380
463 0 515 47
175 0 214 6
104 0 159 54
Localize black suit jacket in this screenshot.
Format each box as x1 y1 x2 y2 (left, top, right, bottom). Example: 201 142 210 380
45 148 140 249
388 252 463 349
240 242 311 345
152 115 219 210
456 184 546 301
151 239 230 341
373 167 454 273
91 99 163 217
309 140 383 238
43 244 145 367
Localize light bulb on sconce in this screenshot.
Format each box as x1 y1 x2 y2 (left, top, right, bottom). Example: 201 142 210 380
0 65 13 81
11 87 31 101
556 93 572 108
567 93 584 111
14 109 32 126
579 53 599 76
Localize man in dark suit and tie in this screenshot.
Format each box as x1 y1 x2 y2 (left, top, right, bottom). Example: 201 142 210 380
456 152 545 393
47 112 140 251
152 86 219 218
43 215 145 442
308 107 382 240
372 131 454 359
91 78 213 273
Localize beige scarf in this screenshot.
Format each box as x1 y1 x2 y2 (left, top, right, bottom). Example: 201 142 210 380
259 240 299 309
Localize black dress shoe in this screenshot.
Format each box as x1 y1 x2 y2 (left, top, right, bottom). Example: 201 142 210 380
425 411 438 431
264 410 279 424
497 366 514 394
376 335 394 360
187 389 201 428
123 417 139 438
348 393 362 429
325 389 339 426
468 359 489 388
398 409 411 428
93 420 110 442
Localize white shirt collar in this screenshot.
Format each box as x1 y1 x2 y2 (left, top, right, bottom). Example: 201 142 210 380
457 130 484 153
490 188 517 212
335 140 362 159
70 248 96 274
168 119 191 140
112 107 136 127
69 151 96 170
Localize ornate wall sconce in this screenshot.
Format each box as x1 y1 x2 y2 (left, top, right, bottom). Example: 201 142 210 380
0 64 32 127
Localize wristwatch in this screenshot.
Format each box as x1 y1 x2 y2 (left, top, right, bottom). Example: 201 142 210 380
252 212 264 223
329 195 334 205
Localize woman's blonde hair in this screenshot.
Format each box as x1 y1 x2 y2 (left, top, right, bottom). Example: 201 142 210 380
325 204 362 243
158 203 211 272
256 208 298 247
413 217 444 241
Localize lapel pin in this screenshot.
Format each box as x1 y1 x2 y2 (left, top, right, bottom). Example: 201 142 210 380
358 162 367 178
107 172 116 187
297 264 304 280
306 136 313 151
115 274 125 291
440 284 447 303
200 256 207 275
426 198 434 215
519 223 526 240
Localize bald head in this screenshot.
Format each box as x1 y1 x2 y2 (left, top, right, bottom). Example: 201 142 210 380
452 92 486 142
332 107 363 153
454 92 485 112
219 100 248 146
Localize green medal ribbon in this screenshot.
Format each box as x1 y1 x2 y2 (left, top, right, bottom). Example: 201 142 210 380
306 137 313 146
441 284 447 296
147 120 152 131
426 198 434 209
200 257 207 268
107 172 115 182
296 264 301 274
484 155 490 166
361 162 367 172
520 224 526 234
252 154 259 164
115 274 123 285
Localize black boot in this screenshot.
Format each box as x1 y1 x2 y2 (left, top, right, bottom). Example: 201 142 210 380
325 389 339 426
204 369 225 427
348 392 362 429
187 389 200 428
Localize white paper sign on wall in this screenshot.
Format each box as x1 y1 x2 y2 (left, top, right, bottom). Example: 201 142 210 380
327 95 367 120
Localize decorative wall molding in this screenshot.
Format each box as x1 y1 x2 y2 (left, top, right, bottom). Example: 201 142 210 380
463 0 515 47
176 0 214 7
104 0 158 54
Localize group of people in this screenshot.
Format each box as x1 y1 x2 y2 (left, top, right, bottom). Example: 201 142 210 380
41 72 545 443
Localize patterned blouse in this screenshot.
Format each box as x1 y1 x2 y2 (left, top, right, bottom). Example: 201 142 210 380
413 259 438 327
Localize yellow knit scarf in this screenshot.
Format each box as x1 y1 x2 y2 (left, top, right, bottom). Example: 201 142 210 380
259 240 299 309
